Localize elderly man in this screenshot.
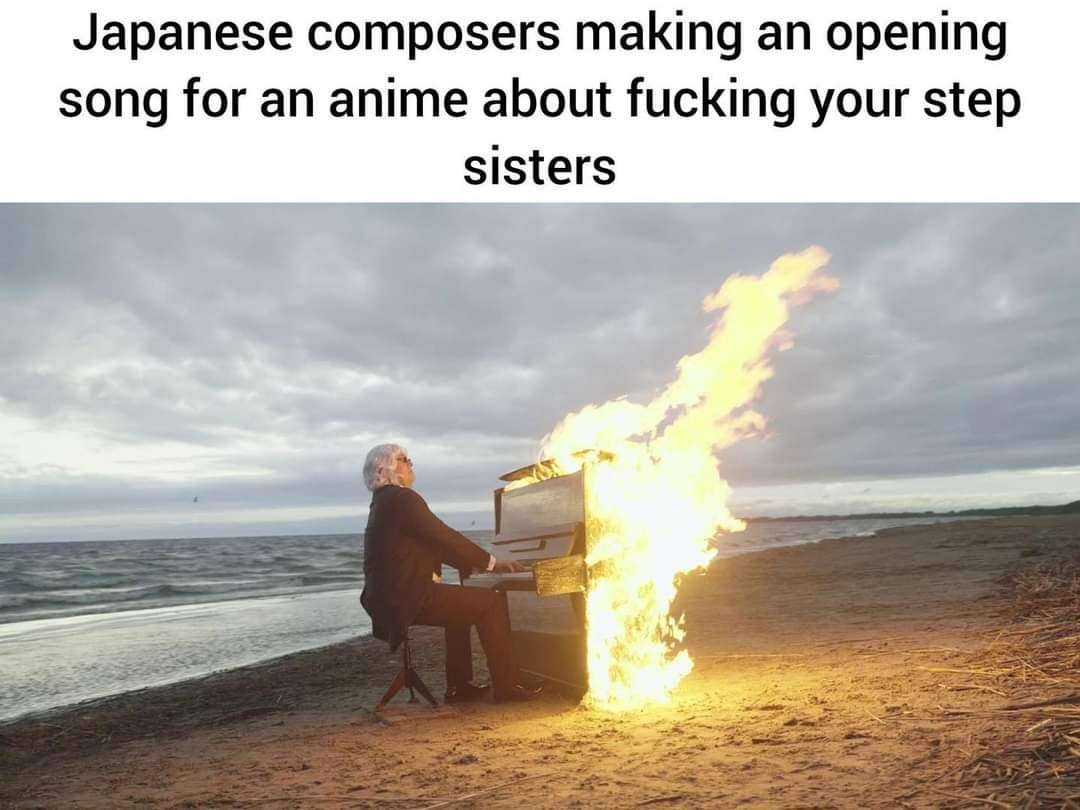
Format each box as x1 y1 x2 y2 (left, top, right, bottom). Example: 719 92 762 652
359 443 542 703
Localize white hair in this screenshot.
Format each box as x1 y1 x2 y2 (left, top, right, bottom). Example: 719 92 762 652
364 443 408 491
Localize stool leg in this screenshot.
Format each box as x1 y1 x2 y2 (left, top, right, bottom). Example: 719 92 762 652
375 668 408 711
404 638 418 702
404 634 438 707
375 635 439 711
406 667 439 708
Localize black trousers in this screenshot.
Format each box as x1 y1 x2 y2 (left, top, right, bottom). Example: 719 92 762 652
412 583 517 699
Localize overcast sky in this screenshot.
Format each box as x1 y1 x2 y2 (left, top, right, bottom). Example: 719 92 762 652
2 204 1078 542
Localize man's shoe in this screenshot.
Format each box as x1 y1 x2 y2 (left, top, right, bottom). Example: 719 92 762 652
444 682 490 704
497 683 545 703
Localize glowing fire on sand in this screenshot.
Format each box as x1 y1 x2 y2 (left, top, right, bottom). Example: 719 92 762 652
510 246 838 710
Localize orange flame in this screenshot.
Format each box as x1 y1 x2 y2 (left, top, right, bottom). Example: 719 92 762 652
515 246 837 709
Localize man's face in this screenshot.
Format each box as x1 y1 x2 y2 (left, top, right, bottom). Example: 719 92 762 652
395 452 416 488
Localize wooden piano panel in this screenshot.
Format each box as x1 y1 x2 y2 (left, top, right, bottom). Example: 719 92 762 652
507 589 586 693
506 588 581 634
492 523 578 564
512 630 587 694
498 470 585 533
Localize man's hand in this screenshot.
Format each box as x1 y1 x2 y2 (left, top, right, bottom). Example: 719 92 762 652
491 559 528 574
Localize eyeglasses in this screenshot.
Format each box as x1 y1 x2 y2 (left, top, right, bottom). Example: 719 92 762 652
398 456 413 468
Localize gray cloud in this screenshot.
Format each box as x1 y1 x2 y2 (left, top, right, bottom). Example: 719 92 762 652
2 204 1079 539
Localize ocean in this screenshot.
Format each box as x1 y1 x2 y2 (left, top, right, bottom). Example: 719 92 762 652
0 516 964 721
0 533 375 626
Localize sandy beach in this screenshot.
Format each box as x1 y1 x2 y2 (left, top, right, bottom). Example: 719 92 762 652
3 515 1079 808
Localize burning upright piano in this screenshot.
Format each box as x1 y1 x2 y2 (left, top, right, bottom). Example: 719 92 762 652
461 461 595 697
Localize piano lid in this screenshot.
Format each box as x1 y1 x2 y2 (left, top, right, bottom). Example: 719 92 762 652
498 449 615 483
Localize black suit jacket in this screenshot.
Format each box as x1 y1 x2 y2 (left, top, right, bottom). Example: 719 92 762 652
360 485 491 650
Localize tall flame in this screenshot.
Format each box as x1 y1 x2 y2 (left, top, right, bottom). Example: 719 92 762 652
513 246 838 709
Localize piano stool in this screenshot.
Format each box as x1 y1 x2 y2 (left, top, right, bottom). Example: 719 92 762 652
374 629 439 712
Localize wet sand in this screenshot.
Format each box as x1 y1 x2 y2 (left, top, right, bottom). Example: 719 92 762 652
3 516 1079 808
